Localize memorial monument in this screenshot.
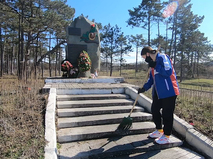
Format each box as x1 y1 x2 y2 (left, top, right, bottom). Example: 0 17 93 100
66 16 100 77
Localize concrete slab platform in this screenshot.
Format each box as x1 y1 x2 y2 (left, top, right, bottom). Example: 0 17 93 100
115 147 204 159
57 99 134 108
57 122 156 143
58 112 152 128
57 105 144 117
58 133 184 159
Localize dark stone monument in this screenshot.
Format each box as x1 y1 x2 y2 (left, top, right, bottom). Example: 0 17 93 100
66 16 100 77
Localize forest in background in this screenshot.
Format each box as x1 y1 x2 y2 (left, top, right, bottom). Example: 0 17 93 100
0 0 213 81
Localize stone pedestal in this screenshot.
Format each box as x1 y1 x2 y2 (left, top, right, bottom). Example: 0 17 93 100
78 71 91 78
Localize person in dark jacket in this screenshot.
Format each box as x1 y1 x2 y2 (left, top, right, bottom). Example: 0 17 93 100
138 46 180 144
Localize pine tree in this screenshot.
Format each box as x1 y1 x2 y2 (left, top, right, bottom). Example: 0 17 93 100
127 0 163 46
128 34 146 75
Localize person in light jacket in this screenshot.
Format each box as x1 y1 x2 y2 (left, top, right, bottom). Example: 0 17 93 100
138 46 180 144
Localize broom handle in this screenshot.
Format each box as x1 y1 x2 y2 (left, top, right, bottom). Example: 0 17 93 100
128 44 161 117
128 67 151 117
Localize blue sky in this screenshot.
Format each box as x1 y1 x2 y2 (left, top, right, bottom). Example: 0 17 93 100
66 0 213 63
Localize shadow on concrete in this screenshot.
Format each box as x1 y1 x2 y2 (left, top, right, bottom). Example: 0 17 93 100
57 136 163 159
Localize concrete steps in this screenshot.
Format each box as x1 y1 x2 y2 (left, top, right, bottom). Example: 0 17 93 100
57 98 134 108
56 93 184 158
58 122 156 143
57 94 130 101
57 112 152 128
57 105 144 117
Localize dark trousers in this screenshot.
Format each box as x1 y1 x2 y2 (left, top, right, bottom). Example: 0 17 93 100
151 91 177 136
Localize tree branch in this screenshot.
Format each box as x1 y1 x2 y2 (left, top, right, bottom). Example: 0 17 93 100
36 40 66 66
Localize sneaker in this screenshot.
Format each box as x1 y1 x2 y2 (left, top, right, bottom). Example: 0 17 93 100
155 134 170 144
148 130 163 139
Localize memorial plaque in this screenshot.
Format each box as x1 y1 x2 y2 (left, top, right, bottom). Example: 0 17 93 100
68 27 81 36
67 44 87 67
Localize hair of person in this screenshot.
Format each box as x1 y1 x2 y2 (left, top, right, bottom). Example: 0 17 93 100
141 46 155 55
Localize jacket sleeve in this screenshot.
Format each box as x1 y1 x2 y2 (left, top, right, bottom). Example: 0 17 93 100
143 71 153 91
155 54 172 77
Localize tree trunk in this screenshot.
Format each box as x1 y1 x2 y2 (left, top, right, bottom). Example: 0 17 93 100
180 50 183 83
165 21 168 54
110 53 113 76
196 52 200 77
20 4 24 80
173 12 177 68
59 46 61 76
36 40 66 65
157 19 160 45
11 46 14 75
55 38 58 76
40 44 44 78
49 34 51 77
179 34 185 83
105 54 108 75
135 46 138 76
110 42 113 76
6 53 9 74
191 52 194 78
0 27 3 77
119 45 122 76
34 37 39 79
148 15 151 46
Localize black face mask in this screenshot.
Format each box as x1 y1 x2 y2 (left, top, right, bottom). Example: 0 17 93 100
145 56 156 68
145 56 152 63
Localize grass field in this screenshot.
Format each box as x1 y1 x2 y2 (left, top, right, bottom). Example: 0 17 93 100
0 76 46 159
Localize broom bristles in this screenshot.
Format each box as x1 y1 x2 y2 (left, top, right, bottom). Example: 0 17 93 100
116 116 133 130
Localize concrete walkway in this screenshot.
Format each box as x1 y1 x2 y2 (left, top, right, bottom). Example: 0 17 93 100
44 77 213 159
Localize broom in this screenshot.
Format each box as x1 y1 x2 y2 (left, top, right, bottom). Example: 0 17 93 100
116 45 161 131
116 67 151 131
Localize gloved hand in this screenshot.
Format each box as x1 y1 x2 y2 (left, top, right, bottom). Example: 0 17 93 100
138 87 146 94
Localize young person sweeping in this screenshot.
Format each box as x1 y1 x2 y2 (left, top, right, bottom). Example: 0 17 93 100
138 46 180 144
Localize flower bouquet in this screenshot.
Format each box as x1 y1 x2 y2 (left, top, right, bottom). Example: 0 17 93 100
61 59 73 72
61 59 73 77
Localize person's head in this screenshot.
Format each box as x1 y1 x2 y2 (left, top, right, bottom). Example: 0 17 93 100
141 46 157 61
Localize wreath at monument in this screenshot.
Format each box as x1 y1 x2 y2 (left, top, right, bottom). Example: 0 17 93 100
61 59 73 72
78 50 91 72
61 59 73 77
61 59 79 78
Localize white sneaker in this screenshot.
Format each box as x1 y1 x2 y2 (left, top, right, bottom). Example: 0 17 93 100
148 130 163 139
155 134 170 144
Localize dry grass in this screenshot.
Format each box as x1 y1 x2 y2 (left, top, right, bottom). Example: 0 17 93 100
0 75 47 159
175 88 213 140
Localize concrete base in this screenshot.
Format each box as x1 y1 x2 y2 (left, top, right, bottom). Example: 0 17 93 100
45 76 125 84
